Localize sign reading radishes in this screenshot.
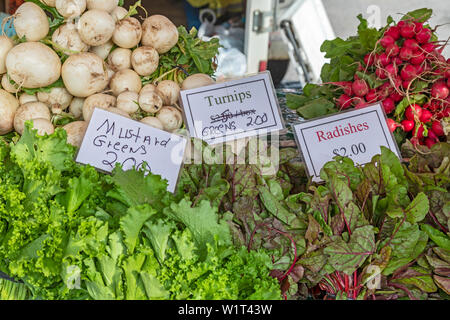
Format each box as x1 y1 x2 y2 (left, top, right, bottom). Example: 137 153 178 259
76 108 187 192
180 72 284 144
292 103 401 182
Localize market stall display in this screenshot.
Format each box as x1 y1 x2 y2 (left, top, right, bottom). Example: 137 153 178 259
0 1 448 301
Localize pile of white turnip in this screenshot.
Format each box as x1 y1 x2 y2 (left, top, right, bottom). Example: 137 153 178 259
0 0 215 147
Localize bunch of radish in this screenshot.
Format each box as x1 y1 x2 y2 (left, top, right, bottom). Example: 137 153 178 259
335 15 449 148
0 0 215 147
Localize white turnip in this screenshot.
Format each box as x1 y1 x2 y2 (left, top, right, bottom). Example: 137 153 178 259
37 87 73 113
109 69 142 96
138 89 163 113
156 106 182 131
1 74 19 93
52 23 89 55
82 93 116 121
140 116 164 130
19 93 38 105
89 40 114 60
140 83 158 93
0 89 19 134
30 118 55 136
107 48 132 72
14 102 51 135
6 42 61 88
78 9 115 46
69 97 85 119
107 107 131 118
86 0 118 13
181 73 215 90
63 121 88 147
116 90 139 114
111 6 127 22
130 46 159 76
55 0 86 18
0 36 14 74
157 80 180 105
62 52 109 97
14 2 49 41
141 15 179 54
112 17 142 49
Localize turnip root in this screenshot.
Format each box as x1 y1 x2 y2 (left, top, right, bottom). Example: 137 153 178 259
109 69 142 96
30 118 55 136
107 48 131 72
41 0 56 6
181 73 215 90
157 80 180 105
138 90 163 113
55 0 86 18
111 6 127 22
140 83 158 93
6 42 61 89
107 107 131 118
37 87 73 114
1 74 19 93
117 91 139 114
63 121 88 147
14 102 51 135
131 46 159 76
19 93 38 105
62 52 109 97
140 116 164 130
69 97 85 119
89 40 114 60
52 23 89 55
106 65 116 82
78 9 115 46
14 2 49 41
0 89 19 134
82 93 116 121
156 106 182 131
112 17 142 49
0 36 14 74
141 15 179 54
86 0 118 13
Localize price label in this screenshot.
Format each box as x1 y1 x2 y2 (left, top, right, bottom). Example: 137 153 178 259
76 108 187 192
179 72 284 144
292 103 401 182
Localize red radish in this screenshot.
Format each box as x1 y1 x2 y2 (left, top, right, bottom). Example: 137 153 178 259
352 79 369 97
377 82 391 99
377 53 390 67
444 68 450 79
342 82 353 96
422 43 436 53
447 78 450 88
365 89 378 102
410 52 425 65
385 63 398 76
337 94 352 109
385 26 400 40
400 22 416 38
354 99 368 109
404 39 419 50
393 56 403 65
416 28 432 44
414 124 424 139
428 100 441 112
427 129 438 141
401 64 417 81
385 43 400 57
403 80 412 89
391 91 403 102
431 81 449 99
399 47 414 60
382 97 395 114
376 67 387 79
364 53 376 67
405 104 423 120
387 118 400 132
419 109 433 122
425 137 437 148
414 22 423 33
380 35 395 48
431 121 444 136
414 63 424 75
401 119 415 132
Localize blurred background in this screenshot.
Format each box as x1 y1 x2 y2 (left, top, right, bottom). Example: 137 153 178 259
1 0 449 88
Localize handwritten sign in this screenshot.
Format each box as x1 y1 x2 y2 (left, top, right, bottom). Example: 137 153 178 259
76 108 187 192
292 103 401 182
180 72 284 144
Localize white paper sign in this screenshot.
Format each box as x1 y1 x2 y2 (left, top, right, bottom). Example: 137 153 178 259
292 103 401 182
76 108 187 192
180 72 284 144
